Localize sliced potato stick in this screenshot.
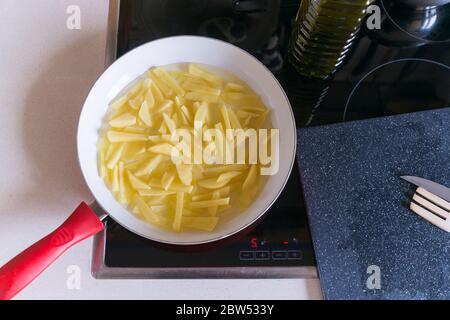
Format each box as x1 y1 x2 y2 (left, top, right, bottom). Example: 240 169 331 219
134 195 160 223
98 150 106 179
134 154 163 177
181 105 192 123
107 131 148 142
118 162 127 204
203 164 248 176
208 191 221 216
168 182 194 193
109 113 136 128
146 195 170 206
123 126 147 134
185 91 220 103
241 105 267 113
151 82 165 102
138 189 176 197
182 217 219 232
157 100 174 113
192 186 231 200
219 104 232 130
161 171 175 191
224 92 260 105
110 79 143 109
217 171 243 183
148 143 176 157
227 107 242 129
111 166 120 192
162 113 176 134
188 64 223 86
242 164 258 191
224 82 245 92
153 67 185 97
127 170 150 190
190 198 230 208
197 178 230 190
183 81 221 96
106 143 125 169
128 93 144 110
147 71 173 98
237 110 260 118
173 192 185 232
176 163 193 186
138 101 153 127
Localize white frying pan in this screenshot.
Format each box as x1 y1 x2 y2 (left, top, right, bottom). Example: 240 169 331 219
0 36 296 300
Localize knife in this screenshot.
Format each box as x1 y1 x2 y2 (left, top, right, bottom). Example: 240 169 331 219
400 175 450 203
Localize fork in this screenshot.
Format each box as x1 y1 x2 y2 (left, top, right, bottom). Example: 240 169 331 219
410 187 450 232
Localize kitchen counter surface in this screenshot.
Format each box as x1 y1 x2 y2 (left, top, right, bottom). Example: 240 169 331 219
0 0 322 300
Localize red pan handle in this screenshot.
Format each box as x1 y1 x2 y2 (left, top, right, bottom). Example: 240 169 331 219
0 202 104 300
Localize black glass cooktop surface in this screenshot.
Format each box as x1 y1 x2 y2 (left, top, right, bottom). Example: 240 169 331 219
93 0 449 278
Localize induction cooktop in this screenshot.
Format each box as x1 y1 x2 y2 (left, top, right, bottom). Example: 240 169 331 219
92 0 449 279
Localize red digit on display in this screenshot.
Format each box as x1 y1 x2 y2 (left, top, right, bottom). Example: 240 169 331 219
250 237 258 249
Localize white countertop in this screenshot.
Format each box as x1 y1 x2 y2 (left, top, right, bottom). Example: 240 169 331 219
0 0 322 300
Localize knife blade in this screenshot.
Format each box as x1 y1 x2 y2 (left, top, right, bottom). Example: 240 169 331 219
400 175 450 203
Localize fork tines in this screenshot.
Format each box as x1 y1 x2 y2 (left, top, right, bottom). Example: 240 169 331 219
410 187 450 232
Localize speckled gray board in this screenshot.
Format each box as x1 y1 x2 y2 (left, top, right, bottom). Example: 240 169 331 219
296 108 450 300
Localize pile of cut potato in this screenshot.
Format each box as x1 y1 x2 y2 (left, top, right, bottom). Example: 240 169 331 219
97 64 271 232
